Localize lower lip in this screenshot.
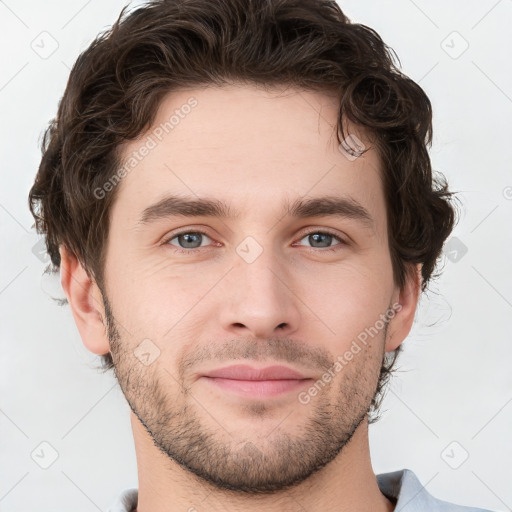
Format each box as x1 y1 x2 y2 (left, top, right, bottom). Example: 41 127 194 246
202 377 312 398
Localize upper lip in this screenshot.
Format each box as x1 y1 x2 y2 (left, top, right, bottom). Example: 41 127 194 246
203 364 310 381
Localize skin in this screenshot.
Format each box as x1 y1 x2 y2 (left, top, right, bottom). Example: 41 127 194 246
60 83 421 512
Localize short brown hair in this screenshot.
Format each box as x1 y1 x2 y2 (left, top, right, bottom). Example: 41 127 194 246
28 0 458 422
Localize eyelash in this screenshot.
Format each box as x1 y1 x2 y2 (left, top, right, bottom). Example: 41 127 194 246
161 228 347 255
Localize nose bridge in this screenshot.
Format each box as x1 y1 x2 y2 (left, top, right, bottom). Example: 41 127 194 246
233 236 288 304
218 235 301 337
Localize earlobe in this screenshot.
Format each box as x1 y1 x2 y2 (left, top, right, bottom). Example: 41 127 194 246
59 246 111 356
385 263 422 352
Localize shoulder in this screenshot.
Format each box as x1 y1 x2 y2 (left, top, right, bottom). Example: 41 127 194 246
376 468 496 512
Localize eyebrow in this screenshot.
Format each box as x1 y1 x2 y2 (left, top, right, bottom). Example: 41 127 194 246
137 194 374 230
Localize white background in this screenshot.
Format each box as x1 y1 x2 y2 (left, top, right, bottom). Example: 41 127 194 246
1 0 511 510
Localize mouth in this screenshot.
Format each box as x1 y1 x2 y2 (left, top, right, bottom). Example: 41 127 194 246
200 364 314 398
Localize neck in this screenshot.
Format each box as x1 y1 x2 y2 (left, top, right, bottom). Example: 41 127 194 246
130 413 395 512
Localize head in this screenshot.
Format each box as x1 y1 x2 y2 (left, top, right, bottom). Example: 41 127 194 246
29 0 457 494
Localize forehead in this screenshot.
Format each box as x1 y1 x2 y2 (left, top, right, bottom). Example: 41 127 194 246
110 84 386 231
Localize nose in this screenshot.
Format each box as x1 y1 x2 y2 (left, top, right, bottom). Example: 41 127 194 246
218 246 302 339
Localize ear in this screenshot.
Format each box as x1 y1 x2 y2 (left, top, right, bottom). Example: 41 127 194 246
59 245 110 356
385 263 422 352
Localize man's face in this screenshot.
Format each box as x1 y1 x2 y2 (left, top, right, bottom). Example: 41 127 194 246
100 84 401 493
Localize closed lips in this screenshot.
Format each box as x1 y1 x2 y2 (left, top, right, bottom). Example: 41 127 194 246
203 364 310 380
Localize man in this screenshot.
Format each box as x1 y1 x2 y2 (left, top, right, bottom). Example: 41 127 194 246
28 0 495 511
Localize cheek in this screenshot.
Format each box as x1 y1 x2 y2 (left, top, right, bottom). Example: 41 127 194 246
106 257 217 345
293 261 392 348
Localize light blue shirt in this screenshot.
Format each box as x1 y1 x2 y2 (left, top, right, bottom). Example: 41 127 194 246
108 468 495 511
376 469 494 511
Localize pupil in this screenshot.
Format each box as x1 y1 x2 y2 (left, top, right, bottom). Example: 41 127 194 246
310 233 331 248
181 233 201 248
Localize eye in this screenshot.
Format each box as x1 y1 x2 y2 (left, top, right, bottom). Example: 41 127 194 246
294 230 346 252
165 230 213 253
